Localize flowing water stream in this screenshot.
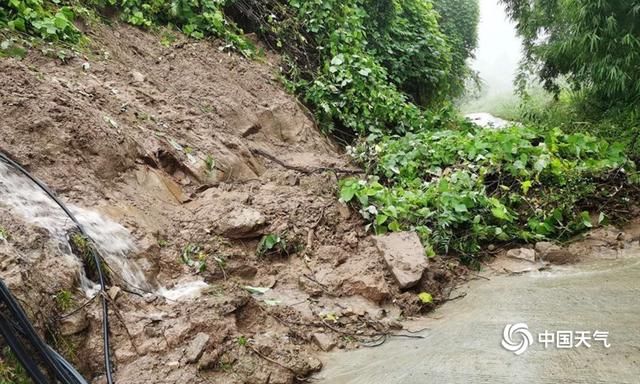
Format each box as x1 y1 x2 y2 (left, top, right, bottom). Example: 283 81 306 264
0 161 205 300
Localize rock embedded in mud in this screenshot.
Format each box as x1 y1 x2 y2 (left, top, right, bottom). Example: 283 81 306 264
506 247 536 263
108 286 121 300
130 70 145 83
59 311 89 336
373 232 428 290
184 332 210 364
535 242 558 255
217 206 267 239
535 241 579 264
312 332 336 352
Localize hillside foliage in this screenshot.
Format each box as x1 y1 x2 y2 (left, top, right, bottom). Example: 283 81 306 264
501 0 640 106
2 0 637 264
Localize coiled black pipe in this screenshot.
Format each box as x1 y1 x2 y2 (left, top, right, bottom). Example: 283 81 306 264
0 151 113 384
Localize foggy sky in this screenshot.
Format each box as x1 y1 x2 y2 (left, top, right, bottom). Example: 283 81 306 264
470 0 523 97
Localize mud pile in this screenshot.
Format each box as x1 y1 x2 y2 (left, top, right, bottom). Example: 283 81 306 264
0 23 464 383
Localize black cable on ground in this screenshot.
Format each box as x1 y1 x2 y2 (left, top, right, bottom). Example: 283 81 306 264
0 152 113 383
0 280 88 384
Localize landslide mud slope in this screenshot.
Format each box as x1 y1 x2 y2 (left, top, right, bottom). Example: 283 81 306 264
0 23 463 383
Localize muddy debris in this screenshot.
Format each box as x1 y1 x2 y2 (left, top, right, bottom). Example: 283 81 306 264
0 22 470 384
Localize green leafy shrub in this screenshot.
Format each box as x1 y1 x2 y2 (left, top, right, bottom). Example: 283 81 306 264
340 125 637 257
1 0 253 55
1 0 81 41
364 0 455 106
233 0 477 136
287 0 430 136
109 0 253 55
432 0 480 99
181 243 207 273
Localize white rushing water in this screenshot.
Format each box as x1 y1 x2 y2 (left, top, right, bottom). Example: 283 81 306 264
0 161 208 301
158 280 209 301
0 161 149 293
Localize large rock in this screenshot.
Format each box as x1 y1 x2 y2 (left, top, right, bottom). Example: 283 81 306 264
373 232 428 290
217 206 267 239
185 332 210 364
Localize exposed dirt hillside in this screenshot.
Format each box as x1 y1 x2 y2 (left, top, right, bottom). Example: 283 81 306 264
0 23 465 383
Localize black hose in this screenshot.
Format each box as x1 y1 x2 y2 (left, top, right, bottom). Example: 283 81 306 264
0 313 50 384
0 280 88 384
0 152 114 383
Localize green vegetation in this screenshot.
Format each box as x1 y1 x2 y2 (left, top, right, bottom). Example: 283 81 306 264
501 0 640 105
236 335 248 346
499 0 640 158
1 0 252 54
255 0 470 137
340 126 635 260
433 0 480 99
0 226 8 241
181 243 207 273
55 290 75 312
256 233 287 257
0 0 80 41
0 348 32 384
69 232 110 282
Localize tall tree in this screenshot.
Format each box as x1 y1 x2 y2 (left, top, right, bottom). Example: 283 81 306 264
502 0 640 105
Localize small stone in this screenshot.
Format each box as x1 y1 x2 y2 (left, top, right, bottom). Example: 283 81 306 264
185 332 210 364
506 248 536 262
535 241 577 264
81 62 90 71
130 70 145 83
534 241 558 255
298 276 323 297
307 356 323 372
337 203 351 220
340 276 390 303
198 350 221 370
60 311 89 336
108 286 121 301
344 232 358 248
373 232 428 290
287 173 299 186
229 264 258 279
144 293 158 303
312 333 336 352
217 207 267 239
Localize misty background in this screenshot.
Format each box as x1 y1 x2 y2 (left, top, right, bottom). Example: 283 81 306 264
462 0 523 113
